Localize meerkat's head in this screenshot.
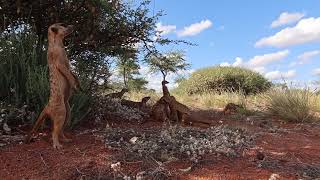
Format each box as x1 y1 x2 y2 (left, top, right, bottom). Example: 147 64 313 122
48 23 74 39
162 80 169 85
121 88 129 93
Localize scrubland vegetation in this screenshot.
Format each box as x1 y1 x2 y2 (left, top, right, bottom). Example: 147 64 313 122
1 1 320 179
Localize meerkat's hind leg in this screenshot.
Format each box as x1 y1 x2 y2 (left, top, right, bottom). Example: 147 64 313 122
24 105 49 143
51 106 66 149
60 101 72 143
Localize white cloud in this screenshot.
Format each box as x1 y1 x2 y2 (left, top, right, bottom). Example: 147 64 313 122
177 19 213 37
220 50 289 74
248 50 289 66
233 57 244 66
289 50 320 67
312 68 320 76
220 57 265 74
265 70 296 80
271 12 305 28
220 62 230 67
297 50 320 64
256 17 320 48
156 22 176 36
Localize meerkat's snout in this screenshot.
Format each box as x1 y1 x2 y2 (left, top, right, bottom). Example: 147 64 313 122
65 25 74 36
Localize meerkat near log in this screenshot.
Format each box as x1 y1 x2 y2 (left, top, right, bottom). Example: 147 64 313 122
223 103 241 115
106 88 129 99
163 96 191 123
25 23 80 149
151 97 170 122
121 96 151 109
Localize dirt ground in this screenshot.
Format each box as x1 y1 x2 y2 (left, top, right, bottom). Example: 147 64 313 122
1 109 320 180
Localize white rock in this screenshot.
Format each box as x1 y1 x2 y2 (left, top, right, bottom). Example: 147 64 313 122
269 173 280 180
3 123 11 132
129 136 138 144
110 162 121 172
136 171 146 180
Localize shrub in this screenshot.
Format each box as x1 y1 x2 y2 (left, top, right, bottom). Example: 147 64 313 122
175 66 271 95
264 88 317 122
0 32 48 110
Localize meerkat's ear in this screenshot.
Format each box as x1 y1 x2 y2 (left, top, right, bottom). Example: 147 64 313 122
51 27 58 34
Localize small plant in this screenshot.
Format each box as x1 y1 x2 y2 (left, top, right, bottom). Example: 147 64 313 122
176 66 271 95
264 88 317 122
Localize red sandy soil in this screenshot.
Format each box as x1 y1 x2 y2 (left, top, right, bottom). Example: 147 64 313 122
1 110 320 179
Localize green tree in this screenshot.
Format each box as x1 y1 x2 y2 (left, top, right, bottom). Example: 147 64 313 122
116 51 140 87
0 0 175 92
127 77 148 91
147 50 190 81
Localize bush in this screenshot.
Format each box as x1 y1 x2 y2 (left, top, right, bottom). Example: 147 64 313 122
264 88 317 122
0 32 48 110
175 66 271 95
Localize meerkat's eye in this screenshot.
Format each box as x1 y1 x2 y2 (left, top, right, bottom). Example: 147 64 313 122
60 23 67 27
51 27 59 33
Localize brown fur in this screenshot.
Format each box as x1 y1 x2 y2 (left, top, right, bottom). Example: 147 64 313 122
121 96 151 109
151 97 170 122
223 103 241 115
106 88 128 99
162 80 170 97
162 96 191 123
25 23 80 149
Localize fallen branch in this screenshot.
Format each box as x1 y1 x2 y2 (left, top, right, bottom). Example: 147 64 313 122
39 153 49 168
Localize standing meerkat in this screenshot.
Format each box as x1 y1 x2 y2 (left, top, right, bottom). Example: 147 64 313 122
25 23 80 149
162 80 170 97
106 88 129 99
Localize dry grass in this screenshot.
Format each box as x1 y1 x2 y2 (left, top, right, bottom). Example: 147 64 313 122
126 87 320 123
263 88 319 122
172 91 248 109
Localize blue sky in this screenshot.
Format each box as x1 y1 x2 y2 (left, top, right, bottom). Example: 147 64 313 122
143 0 320 89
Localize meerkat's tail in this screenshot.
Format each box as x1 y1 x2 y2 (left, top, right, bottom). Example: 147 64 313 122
24 105 49 144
